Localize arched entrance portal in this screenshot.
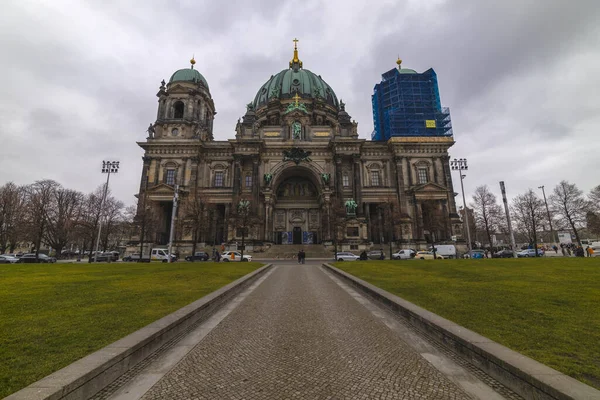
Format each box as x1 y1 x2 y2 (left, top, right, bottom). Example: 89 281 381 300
271 170 323 245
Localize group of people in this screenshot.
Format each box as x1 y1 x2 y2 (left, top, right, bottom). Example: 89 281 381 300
558 243 594 257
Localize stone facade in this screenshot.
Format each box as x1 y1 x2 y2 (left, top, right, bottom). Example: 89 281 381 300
135 51 462 254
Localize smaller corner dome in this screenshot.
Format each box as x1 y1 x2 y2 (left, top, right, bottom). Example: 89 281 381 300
169 68 210 90
398 68 417 74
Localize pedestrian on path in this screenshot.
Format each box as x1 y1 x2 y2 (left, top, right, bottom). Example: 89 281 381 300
297 250 302 264
215 251 221 262
301 249 306 264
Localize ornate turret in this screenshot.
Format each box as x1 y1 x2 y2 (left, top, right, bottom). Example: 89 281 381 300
289 38 303 71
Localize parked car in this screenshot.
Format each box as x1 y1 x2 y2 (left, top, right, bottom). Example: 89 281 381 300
517 249 545 258
464 250 486 259
0 255 18 264
392 249 415 260
17 253 56 263
151 248 177 262
5 253 23 258
430 245 457 259
123 253 139 262
493 249 515 258
367 250 385 260
91 252 112 262
415 251 444 260
335 252 360 261
122 253 151 262
222 251 252 262
185 252 210 262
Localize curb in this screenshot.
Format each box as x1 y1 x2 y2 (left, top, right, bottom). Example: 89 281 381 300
5 264 273 400
323 263 600 400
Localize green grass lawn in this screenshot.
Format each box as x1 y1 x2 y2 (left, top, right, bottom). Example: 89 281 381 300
0 261 262 398
334 258 600 389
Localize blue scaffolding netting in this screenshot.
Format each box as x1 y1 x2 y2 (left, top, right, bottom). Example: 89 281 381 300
371 68 453 141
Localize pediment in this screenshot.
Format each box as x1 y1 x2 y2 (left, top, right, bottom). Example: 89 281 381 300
412 182 448 192
147 183 176 194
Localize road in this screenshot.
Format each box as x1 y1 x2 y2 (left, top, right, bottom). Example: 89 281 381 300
94 262 521 400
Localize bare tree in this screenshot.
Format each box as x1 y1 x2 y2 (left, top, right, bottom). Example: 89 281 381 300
229 198 260 261
99 196 125 251
324 196 347 258
0 183 26 253
180 193 214 256
23 180 60 259
511 189 545 252
44 188 83 257
470 185 503 248
380 196 404 258
549 181 590 246
589 185 600 211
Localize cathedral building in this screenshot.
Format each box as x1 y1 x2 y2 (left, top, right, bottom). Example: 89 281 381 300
135 41 463 253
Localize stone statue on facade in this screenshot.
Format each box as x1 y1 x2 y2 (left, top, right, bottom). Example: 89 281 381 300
264 173 273 185
292 121 301 139
321 173 330 185
345 199 358 216
146 123 155 138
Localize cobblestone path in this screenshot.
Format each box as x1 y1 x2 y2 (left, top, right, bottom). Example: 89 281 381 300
137 264 473 399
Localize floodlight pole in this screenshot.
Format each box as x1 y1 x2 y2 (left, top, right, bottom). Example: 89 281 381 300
451 158 472 258
500 181 518 258
94 161 119 262
167 185 179 263
538 185 556 246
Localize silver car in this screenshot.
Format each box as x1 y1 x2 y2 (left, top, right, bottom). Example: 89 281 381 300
335 252 360 261
0 255 18 264
392 249 415 260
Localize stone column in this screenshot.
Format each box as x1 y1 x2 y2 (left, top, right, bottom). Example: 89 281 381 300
180 158 188 187
352 154 362 215
232 157 242 196
223 204 230 243
377 205 383 244
394 156 408 215
139 156 151 194
441 155 458 213
252 158 260 207
335 155 343 198
153 157 161 185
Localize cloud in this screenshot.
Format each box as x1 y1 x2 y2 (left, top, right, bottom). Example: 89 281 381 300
0 0 599 209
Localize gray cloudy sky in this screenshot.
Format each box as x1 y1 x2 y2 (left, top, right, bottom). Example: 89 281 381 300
1 0 599 206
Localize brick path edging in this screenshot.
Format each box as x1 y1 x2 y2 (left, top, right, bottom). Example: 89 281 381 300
322 263 600 400
5 264 273 400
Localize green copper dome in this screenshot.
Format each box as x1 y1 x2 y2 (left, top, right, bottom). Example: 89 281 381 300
169 68 209 89
253 67 339 109
398 68 417 74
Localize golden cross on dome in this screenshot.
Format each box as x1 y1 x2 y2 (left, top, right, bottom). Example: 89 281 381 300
293 38 299 48
293 93 301 106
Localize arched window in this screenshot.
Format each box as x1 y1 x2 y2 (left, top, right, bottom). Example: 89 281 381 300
173 101 184 119
343 173 349 187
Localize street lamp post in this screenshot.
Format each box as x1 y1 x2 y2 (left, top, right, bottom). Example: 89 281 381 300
167 185 179 263
538 185 556 246
237 199 250 262
94 161 119 262
450 158 472 258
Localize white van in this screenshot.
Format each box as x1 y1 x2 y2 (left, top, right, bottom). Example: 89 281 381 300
430 245 457 259
150 248 177 262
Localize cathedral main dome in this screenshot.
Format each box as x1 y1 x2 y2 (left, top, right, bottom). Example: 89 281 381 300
252 42 339 109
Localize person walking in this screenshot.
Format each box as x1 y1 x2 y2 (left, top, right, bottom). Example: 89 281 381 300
297 250 302 264
301 249 306 264
215 250 221 262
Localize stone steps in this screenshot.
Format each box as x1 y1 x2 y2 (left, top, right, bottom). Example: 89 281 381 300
259 244 333 259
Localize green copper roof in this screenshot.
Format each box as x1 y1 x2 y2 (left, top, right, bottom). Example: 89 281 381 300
169 68 209 89
253 68 339 109
398 68 417 74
